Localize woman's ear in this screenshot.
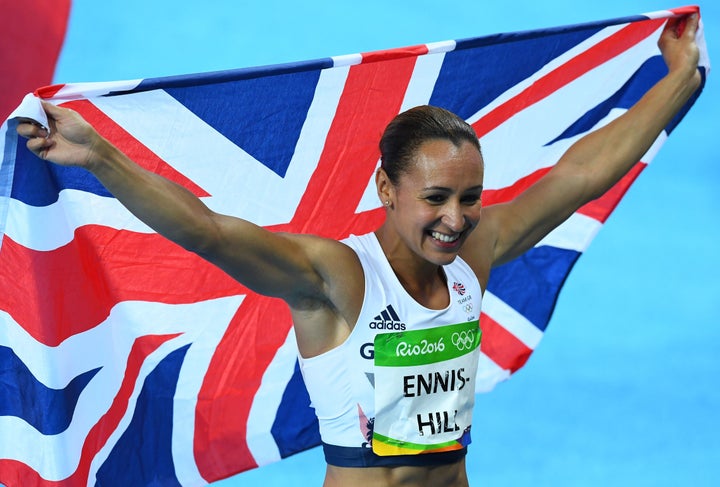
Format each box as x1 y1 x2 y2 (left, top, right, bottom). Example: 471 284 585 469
376 167 394 208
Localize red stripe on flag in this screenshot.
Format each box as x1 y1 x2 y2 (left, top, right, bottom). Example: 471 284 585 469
0 334 179 487
480 313 533 373
345 208 387 237
670 6 700 16
0 230 242 346
194 294 292 478
194 53 419 481
266 207 386 240
34 84 67 99
481 162 647 223
288 55 419 238
61 100 211 197
577 162 646 222
472 18 665 139
482 167 553 207
361 44 430 64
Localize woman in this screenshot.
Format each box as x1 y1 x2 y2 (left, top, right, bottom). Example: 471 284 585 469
17 14 700 487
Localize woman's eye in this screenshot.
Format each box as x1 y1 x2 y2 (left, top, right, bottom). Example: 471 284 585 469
426 194 446 203
462 195 481 205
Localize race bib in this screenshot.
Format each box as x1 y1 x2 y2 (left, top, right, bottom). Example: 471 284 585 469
372 320 480 456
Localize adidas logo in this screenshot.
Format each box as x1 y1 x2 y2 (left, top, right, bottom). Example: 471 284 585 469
369 304 406 331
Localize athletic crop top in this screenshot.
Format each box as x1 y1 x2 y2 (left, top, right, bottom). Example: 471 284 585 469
298 232 483 467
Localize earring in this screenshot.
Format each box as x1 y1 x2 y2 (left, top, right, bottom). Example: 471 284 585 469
385 200 390 207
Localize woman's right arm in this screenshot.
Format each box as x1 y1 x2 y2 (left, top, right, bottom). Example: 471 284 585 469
17 102 338 304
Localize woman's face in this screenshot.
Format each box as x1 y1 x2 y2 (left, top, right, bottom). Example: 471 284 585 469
386 138 484 266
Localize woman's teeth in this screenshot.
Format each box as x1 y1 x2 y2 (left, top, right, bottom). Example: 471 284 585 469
431 231 459 243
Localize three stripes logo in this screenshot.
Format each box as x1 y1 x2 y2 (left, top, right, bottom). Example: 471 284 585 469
369 304 406 331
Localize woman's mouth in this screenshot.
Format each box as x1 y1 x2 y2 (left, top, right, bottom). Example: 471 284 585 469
430 230 461 244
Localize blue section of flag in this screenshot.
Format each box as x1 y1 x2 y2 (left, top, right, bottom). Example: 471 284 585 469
487 246 581 331
0 345 101 435
271 361 321 458
546 56 668 145
430 28 600 119
95 345 189 487
165 70 322 178
123 57 334 94
10 142 109 206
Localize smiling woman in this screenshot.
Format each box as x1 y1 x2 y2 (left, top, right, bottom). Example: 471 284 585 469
2 0 717 484
14 14 702 482
376 108 485 271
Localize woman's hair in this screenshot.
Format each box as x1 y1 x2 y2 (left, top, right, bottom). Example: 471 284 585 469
379 105 481 184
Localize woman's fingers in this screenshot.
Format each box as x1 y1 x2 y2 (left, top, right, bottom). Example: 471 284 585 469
24 132 55 160
16 120 48 139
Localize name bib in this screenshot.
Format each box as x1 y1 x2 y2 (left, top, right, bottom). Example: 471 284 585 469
372 320 481 456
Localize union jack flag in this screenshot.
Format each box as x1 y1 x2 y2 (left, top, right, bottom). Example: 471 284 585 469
452 282 467 296
0 6 708 486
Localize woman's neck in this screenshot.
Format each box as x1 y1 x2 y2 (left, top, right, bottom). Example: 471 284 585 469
375 227 449 309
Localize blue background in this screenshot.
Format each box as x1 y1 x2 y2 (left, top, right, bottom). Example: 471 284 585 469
49 1 719 485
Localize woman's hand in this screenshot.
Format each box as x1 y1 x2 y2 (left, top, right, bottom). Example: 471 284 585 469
659 13 702 88
16 101 105 169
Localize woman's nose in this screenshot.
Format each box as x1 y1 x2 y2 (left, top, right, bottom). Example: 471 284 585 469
441 202 465 231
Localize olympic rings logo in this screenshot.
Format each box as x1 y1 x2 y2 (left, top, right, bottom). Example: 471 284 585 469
451 330 475 351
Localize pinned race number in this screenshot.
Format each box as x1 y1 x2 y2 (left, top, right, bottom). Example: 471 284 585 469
371 320 481 456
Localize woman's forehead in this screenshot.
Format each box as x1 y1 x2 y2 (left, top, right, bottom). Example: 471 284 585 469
409 139 483 175
394 144 484 193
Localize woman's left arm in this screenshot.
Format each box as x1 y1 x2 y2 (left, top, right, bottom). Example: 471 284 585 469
484 13 702 267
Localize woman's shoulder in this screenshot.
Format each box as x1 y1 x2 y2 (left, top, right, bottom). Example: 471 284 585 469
280 231 365 291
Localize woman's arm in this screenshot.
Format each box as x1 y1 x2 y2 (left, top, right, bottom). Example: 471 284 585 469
17 102 346 305
481 14 702 267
